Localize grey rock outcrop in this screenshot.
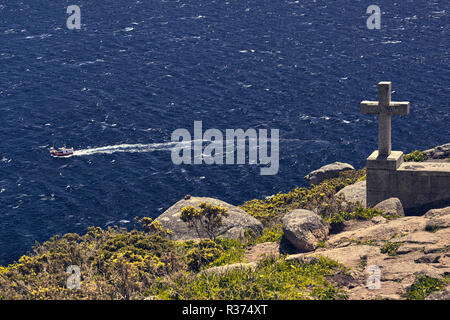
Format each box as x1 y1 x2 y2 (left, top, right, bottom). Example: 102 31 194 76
423 143 450 160
424 206 450 219
281 209 329 252
304 162 355 185
335 180 367 207
424 206 450 231
374 197 405 218
156 196 263 240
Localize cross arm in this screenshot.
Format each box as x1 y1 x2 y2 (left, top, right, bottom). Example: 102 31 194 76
360 101 379 114
360 101 410 115
389 102 410 115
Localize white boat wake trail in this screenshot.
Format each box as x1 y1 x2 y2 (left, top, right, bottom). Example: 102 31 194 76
73 142 180 156
71 138 263 157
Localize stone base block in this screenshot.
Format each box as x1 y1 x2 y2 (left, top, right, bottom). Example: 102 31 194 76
367 150 404 170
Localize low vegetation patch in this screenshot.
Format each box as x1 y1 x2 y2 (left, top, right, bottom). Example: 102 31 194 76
403 150 428 162
406 275 448 300
0 223 246 299
0 225 183 300
324 207 384 233
380 242 403 256
146 256 349 300
250 224 284 245
350 238 377 246
180 238 247 272
358 255 368 270
240 169 366 228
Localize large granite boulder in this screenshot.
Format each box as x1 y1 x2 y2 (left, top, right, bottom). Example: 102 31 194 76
156 196 263 240
423 143 450 160
335 180 367 207
281 209 329 252
374 198 405 218
304 162 355 185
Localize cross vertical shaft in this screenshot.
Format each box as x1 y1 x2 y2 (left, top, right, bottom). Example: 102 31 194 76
378 114 391 157
377 82 392 157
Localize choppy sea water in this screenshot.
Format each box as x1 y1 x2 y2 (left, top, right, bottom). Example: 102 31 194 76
0 0 449 265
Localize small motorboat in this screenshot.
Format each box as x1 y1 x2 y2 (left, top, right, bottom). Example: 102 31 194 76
50 147 74 158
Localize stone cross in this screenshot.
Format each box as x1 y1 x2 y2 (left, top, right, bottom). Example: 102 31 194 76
360 81 410 157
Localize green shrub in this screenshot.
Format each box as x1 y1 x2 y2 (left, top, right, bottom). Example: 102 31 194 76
406 275 447 300
138 217 173 237
358 255 368 270
184 240 224 272
251 224 284 244
403 150 428 162
323 211 352 233
380 242 402 256
180 202 229 240
182 238 246 272
352 207 383 220
209 239 248 268
317 241 327 248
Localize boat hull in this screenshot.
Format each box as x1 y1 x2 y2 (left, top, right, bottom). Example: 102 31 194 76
51 153 73 158
50 148 74 158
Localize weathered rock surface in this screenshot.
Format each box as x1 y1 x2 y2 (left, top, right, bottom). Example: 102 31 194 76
304 162 355 185
245 242 280 263
424 206 450 219
423 143 450 160
371 216 387 224
335 180 367 207
374 197 405 217
281 209 329 252
424 206 450 231
156 196 263 240
286 206 450 300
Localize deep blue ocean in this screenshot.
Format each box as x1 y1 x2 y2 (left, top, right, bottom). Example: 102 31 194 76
0 0 448 265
